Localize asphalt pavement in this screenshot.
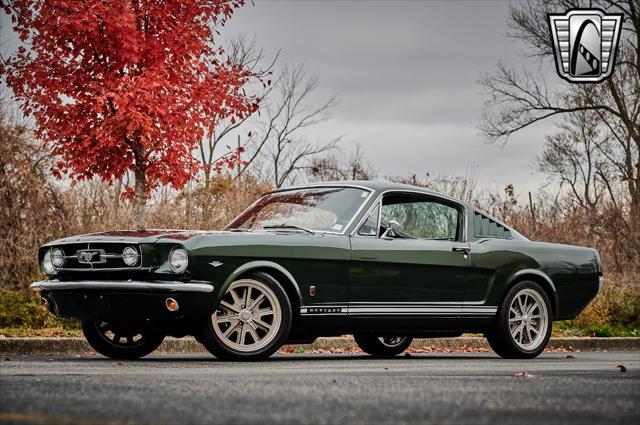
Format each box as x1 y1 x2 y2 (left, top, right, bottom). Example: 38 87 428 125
1 352 639 425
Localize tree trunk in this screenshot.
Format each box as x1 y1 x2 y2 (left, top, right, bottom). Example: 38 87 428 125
114 178 122 210
134 162 146 231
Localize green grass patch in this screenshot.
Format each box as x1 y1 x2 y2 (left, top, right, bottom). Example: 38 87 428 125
0 288 80 331
553 321 639 337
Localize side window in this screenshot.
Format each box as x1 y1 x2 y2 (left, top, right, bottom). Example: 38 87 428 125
380 195 459 240
358 204 380 236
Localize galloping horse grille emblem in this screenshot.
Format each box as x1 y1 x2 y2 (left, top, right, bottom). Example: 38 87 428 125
549 9 622 83
77 249 105 264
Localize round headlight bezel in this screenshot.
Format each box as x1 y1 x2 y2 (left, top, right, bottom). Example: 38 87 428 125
169 247 188 274
42 250 56 275
122 246 139 267
51 248 65 268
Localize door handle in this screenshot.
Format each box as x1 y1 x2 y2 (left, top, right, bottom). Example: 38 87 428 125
452 247 471 254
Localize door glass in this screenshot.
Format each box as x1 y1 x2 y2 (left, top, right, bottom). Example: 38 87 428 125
358 204 380 236
381 196 459 240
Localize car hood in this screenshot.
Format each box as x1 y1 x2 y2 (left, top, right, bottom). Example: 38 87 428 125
43 229 224 246
42 228 328 247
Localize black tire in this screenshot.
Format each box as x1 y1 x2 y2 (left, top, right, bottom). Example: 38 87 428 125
486 281 553 359
81 320 165 360
199 272 292 361
354 334 413 358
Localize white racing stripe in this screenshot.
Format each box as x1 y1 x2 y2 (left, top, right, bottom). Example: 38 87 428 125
300 304 497 316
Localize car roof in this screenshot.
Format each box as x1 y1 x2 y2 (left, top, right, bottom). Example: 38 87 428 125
271 180 526 240
272 180 468 206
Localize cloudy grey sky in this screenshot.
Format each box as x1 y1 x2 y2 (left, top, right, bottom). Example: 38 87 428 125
1 1 562 197
223 0 560 196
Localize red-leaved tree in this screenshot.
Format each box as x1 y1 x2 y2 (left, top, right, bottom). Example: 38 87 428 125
1 0 258 229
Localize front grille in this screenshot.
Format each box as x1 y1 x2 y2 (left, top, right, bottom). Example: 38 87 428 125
50 243 142 271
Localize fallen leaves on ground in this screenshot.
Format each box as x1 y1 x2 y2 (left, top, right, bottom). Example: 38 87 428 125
513 371 535 378
0 327 82 338
278 344 582 354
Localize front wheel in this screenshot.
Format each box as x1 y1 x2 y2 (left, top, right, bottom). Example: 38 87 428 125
486 281 553 359
354 334 413 357
199 272 292 361
81 320 165 359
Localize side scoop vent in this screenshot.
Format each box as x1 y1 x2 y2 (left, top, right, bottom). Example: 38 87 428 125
474 212 512 239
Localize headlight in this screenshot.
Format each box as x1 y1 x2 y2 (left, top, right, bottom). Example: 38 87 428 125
51 248 65 267
42 250 56 275
169 247 188 273
122 246 139 266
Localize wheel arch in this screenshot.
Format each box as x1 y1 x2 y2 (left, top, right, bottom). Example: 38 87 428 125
504 269 559 319
221 260 303 316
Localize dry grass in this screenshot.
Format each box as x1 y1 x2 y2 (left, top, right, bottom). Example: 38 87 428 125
0 116 637 334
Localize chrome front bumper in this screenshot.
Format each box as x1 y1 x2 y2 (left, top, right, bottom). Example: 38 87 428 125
31 280 216 320
31 280 214 293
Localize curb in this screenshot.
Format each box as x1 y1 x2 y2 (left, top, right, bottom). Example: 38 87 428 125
1 336 639 356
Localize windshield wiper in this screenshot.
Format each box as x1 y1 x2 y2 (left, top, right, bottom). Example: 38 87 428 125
262 224 315 234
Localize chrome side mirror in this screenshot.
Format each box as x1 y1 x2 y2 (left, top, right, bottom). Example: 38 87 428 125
381 220 401 239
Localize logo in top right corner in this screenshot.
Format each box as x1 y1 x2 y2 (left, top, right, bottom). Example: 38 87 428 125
548 9 623 83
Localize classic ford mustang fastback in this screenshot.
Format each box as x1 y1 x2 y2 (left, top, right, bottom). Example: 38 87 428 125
32 181 603 360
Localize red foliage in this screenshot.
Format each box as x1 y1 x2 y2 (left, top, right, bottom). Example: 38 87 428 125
3 0 258 195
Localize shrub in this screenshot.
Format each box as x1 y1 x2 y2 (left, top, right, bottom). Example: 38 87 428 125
557 272 640 333
0 289 78 329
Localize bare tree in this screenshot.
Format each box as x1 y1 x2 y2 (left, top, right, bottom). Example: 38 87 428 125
0 108 69 289
392 171 479 204
479 0 640 260
307 142 376 181
240 64 340 188
198 35 278 187
538 110 618 213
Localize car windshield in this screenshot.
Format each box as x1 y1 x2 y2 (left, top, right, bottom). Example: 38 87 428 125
226 187 371 234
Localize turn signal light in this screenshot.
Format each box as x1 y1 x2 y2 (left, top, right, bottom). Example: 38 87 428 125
165 298 179 312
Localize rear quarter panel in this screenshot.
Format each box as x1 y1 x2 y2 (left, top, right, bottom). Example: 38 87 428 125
467 239 601 320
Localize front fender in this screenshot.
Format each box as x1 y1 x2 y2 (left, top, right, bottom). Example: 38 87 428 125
217 260 303 306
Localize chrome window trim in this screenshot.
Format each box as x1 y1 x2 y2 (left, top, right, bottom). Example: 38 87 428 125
357 202 381 236
350 189 468 242
267 182 375 194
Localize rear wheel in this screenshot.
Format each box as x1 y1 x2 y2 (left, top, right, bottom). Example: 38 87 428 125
486 281 552 359
81 320 165 359
199 272 292 361
354 334 413 357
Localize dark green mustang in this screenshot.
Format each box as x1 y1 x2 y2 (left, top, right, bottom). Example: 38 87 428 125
32 181 603 360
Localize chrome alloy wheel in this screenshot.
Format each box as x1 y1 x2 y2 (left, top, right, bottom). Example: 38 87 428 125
212 279 282 352
508 288 549 350
378 336 409 348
